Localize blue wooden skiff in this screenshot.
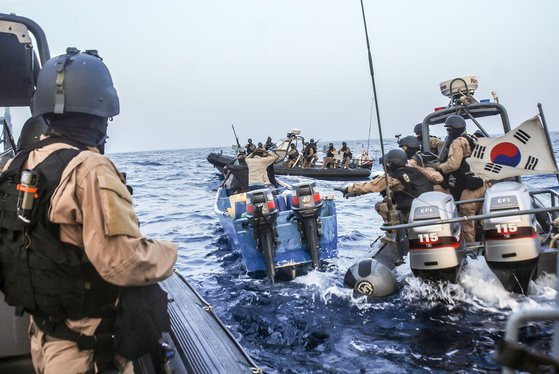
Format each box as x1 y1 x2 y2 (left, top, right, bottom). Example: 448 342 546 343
214 183 338 274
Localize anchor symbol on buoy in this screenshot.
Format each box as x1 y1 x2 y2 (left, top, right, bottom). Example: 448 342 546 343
356 280 375 296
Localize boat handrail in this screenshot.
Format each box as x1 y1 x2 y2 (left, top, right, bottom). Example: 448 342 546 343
381 206 559 232
500 307 559 373
453 188 559 206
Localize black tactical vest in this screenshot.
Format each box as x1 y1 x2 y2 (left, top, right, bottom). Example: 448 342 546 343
390 166 433 211
0 138 119 321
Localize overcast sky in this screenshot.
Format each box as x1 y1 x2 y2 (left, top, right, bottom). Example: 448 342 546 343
3 0 559 153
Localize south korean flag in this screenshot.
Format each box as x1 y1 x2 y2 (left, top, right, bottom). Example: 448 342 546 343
466 116 559 180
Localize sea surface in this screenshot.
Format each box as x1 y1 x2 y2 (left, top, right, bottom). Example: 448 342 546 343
109 135 559 373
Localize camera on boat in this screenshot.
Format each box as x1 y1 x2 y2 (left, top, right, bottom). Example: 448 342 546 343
482 181 541 294
408 192 465 282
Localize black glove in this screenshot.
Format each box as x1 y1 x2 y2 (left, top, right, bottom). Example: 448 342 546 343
333 186 356 199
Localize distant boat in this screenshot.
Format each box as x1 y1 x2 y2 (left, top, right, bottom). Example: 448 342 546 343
208 131 373 181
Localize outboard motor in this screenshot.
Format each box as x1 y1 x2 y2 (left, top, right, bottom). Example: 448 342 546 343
482 181 540 294
408 191 464 282
246 188 279 282
291 182 323 269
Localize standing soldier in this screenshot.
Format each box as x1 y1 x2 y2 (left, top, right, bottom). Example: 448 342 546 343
246 138 256 154
428 115 486 242
321 143 336 169
0 49 177 373
339 141 353 168
264 136 275 150
286 143 299 168
302 141 317 168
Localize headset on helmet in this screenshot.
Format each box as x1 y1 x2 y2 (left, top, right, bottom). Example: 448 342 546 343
385 149 408 168
398 136 420 149
32 48 119 118
444 115 466 130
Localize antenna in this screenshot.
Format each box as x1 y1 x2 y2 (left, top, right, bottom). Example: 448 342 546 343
359 0 398 224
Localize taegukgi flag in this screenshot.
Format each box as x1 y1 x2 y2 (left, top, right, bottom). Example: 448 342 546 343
466 116 559 180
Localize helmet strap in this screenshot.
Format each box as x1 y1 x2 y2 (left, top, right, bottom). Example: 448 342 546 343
54 48 81 114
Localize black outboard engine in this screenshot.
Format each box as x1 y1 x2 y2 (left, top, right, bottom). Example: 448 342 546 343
482 181 540 294
408 192 464 282
246 188 279 282
291 182 323 269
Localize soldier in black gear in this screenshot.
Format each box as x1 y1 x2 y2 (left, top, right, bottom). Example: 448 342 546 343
383 149 433 220
306 139 318 167
398 136 421 159
339 141 352 168
286 143 299 167
245 138 256 154
264 136 275 150
322 143 336 169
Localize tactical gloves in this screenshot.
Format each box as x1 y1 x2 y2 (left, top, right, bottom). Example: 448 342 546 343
333 186 356 199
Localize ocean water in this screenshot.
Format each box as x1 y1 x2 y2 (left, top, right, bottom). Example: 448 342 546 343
109 135 559 373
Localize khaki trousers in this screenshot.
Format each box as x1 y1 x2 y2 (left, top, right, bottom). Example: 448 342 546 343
29 319 133 374
458 184 486 243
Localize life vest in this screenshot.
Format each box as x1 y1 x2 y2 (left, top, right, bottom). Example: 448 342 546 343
0 138 119 321
340 146 352 158
288 149 299 160
389 166 433 212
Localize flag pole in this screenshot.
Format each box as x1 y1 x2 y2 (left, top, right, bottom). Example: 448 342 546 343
538 103 559 184
359 0 398 224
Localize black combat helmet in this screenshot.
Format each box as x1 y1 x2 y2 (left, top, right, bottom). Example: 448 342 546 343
444 115 466 130
329 143 333 147
248 138 253 143
398 136 420 159
414 123 422 135
32 48 118 152
32 48 119 118
290 143 296 148
385 149 408 168
398 136 420 149
310 138 315 143
258 142 263 147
